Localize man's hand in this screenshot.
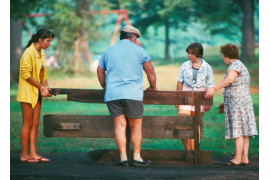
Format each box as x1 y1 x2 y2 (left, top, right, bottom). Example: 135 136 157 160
146 86 157 91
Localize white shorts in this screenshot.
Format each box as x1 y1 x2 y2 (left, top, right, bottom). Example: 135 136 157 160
179 85 211 113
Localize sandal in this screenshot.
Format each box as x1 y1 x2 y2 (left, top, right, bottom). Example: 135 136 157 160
20 158 39 163
241 162 250 166
35 157 50 163
222 160 241 166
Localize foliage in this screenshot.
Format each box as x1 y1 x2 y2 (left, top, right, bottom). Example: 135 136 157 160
12 0 259 77
192 0 259 63
10 0 50 30
129 0 193 31
11 0 46 20
43 0 115 73
102 0 258 62
192 0 241 37
10 0 50 83
130 0 195 60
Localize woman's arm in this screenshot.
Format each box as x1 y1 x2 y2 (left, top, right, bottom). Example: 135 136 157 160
204 70 239 99
44 79 52 96
44 79 49 88
26 77 51 97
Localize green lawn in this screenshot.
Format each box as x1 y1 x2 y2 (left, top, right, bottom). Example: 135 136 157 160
10 91 259 157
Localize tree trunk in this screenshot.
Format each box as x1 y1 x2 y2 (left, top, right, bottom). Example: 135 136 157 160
165 18 170 61
10 19 22 84
240 0 256 63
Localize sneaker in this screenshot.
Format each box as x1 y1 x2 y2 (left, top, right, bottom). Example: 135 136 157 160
118 160 129 167
132 160 150 167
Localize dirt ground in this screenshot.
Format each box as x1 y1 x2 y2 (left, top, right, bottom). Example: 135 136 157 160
10 153 259 180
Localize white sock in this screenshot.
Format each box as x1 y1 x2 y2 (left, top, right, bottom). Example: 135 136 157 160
133 153 143 162
120 153 127 162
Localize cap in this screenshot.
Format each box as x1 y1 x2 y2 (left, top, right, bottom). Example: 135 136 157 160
122 25 141 38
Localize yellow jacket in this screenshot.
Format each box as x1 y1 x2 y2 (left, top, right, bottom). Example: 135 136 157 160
16 43 47 108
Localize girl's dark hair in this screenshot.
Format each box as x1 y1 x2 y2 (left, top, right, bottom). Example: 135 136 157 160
120 30 133 40
25 28 55 50
186 42 203 58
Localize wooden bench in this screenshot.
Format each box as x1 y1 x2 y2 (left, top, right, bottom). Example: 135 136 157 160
44 88 213 165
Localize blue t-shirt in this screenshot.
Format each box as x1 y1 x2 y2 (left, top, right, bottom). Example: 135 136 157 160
98 39 150 102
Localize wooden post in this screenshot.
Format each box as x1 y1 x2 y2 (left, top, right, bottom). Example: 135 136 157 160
194 92 201 165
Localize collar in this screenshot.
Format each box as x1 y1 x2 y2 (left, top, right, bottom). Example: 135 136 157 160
187 59 206 68
120 39 131 43
30 43 45 58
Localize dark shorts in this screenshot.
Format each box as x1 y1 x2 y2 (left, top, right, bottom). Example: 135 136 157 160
38 91 42 102
106 99 144 119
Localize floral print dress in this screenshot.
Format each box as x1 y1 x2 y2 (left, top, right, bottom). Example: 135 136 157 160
224 60 258 139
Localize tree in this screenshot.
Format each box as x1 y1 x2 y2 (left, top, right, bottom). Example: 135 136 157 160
193 0 258 63
10 0 46 83
45 0 114 73
10 18 22 84
238 0 256 63
129 0 194 60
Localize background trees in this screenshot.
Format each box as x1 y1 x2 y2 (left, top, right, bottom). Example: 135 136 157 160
129 0 258 62
10 0 259 82
10 0 47 83
45 0 115 72
192 0 258 63
130 0 194 60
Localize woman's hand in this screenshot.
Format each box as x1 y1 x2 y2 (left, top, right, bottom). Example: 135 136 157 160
218 103 225 114
146 86 157 91
204 87 215 99
40 86 52 97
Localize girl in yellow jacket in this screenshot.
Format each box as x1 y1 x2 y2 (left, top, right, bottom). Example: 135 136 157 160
17 28 54 163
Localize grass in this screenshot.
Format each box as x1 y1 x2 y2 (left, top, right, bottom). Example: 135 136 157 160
10 94 259 157
10 56 259 157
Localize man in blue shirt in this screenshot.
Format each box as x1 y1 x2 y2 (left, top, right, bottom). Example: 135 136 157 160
97 25 157 167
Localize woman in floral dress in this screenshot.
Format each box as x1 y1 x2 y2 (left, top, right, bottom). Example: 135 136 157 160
205 43 258 166
176 42 215 150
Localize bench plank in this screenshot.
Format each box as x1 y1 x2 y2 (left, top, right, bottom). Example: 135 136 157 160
49 88 213 105
44 115 194 139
